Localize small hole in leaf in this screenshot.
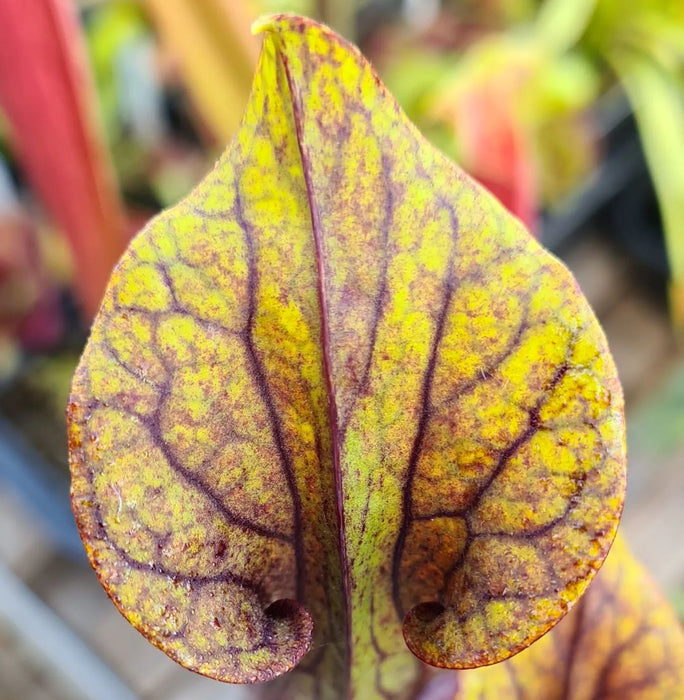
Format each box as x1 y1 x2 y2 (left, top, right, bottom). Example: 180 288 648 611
265 598 302 621
411 601 445 623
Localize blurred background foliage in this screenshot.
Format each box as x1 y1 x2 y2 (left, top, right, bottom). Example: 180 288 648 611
0 0 683 407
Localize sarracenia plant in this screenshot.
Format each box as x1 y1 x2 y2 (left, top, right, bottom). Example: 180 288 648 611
0 0 128 320
67 15 684 700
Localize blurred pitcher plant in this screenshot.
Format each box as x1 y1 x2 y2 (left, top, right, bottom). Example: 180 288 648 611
0 0 129 322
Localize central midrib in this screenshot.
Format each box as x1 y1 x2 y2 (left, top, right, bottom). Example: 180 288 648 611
277 48 354 698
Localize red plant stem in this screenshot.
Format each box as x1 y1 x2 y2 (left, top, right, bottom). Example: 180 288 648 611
0 0 128 319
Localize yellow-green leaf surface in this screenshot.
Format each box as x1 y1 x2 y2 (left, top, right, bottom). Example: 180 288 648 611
68 14 626 699
450 536 684 699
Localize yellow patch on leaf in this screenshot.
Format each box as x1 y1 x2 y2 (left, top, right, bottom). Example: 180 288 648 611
68 14 626 699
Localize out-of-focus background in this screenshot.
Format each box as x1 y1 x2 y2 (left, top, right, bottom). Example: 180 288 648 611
0 0 683 698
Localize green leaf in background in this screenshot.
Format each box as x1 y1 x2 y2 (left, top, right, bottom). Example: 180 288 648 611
612 55 684 331
580 0 684 329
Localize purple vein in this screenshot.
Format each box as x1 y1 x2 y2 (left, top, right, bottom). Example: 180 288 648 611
590 624 647 700
84 478 268 598
279 50 352 692
435 361 573 599
560 593 586 699
235 189 306 597
436 309 530 411
109 528 265 592
465 360 570 517
339 155 394 439
392 261 456 618
80 389 290 545
146 411 292 544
